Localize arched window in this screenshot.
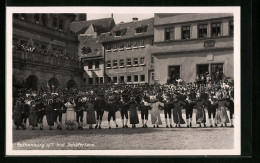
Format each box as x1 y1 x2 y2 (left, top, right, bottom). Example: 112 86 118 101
26 75 39 91
67 79 77 89
48 78 60 92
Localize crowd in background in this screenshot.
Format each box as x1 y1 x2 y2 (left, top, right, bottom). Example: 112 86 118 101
12 78 235 130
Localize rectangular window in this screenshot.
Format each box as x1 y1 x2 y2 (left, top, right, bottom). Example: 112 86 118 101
140 40 145 46
107 61 111 68
108 77 112 83
198 24 207 38
112 44 117 49
89 78 93 85
95 77 99 84
151 55 154 63
230 21 234 36
127 42 132 48
134 75 138 82
120 76 124 83
140 57 145 65
165 28 174 41
127 58 132 66
127 76 132 82
100 77 103 84
106 44 111 50
182 26 190 39
211 22 221 37
133 41 139 47
113 60 118 67
113 77 117 83
134 58 138 65
119 43 124 48
151 72 154 80
88 61 93 70
140 75 145 82
119 59 124 67
95 61 100 69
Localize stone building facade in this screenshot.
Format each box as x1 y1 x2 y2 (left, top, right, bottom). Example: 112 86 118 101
152 13 234 84
12 14 84 91
102 18 155 85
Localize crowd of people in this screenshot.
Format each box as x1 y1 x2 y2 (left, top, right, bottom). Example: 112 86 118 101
12 40 79 61
13 79 234 130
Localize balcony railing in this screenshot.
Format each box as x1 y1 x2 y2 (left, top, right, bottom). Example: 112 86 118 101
13 49 81 69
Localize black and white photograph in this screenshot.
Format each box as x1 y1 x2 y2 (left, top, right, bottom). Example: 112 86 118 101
5 7 241 156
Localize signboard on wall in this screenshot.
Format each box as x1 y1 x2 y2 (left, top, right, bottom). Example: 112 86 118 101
204 40 215 48
207 53 214 61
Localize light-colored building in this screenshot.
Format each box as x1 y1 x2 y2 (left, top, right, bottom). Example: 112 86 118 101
152 13 234 84
102 18 155 85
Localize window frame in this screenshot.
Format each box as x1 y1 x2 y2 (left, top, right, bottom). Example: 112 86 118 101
113 60 118 68
165 27 174 41
229 21 234 36
95 60 100 69
119 59 125 67
88 61 93 70
106 60 111 68
198 24 208 38
182 25 191 40
211 22 221 37
140 75 145 82
140 57 145 65
127 76 132 82
133 58 139 66
127 58 132 66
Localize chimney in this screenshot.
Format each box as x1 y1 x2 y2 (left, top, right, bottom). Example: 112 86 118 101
111 13 113 19
132 17 138 22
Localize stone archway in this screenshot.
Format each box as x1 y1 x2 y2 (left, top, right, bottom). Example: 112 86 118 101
67 79 77 90
26 75 39 91
48 78 60 92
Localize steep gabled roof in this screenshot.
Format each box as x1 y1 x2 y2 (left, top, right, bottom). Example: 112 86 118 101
101 18 154 43
70 17 115 35
79 33 109 59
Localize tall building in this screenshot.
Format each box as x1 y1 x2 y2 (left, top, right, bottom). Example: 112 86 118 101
72 17 115 86
12 14 84 91
152 13 234 84
101 17 155 85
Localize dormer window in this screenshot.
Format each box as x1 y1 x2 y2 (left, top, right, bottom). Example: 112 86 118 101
136 26 147 34
115 31 122 36
81 47 92 54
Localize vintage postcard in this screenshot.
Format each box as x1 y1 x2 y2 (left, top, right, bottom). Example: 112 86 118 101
6 7 241 156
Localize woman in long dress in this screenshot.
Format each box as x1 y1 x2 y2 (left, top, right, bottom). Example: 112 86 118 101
64 98 76 130
215 95 230 127
46 99 54 130
129 96 139 128
85 96 96 129
29 100 38 130
146 95 164 128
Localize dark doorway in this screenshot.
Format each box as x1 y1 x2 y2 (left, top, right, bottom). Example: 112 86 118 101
48 78 60 92
197 64 209 75
67 79 77 89
26 75 38 91
168 66 180 84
